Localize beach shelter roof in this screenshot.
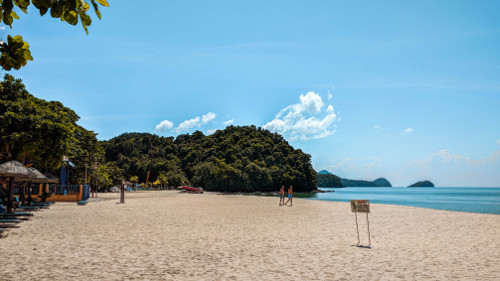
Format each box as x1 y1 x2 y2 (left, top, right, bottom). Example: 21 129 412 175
27 167 48 183
43 172 59 184
0 160 33 179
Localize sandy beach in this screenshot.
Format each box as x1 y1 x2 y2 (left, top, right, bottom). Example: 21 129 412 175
1 191 499 280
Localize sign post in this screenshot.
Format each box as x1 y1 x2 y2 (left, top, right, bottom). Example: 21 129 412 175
350 199 371 247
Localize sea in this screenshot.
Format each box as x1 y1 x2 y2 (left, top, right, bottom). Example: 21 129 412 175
306 187 500 215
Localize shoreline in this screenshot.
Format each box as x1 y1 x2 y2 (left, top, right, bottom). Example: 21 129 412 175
1 190 499 280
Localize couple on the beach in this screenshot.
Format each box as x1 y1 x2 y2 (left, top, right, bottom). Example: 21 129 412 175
279 185 293 206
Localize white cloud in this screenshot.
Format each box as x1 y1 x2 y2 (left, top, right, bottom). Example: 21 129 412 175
172 112 217 133
0 26 5 31
404 148 500 186
154 120 174 132
373 125 384 133
328 157 353 170
364 159 382 169
497 139 500 148
206 129 217 135
326 105 334 113
176 117 201 133
224 119 234 125
328 87 335 100
488 151 500 163
263 91 337 141
403 127 414 134
202 112 216 124
300 91 324 114
407 150 471 169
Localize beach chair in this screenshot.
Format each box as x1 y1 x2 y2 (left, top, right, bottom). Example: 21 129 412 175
13 197 46 210
0 218 21 223
0 205 33 217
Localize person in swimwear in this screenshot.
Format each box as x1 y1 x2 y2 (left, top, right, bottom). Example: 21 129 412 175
285 185 293 206
279 185 285 206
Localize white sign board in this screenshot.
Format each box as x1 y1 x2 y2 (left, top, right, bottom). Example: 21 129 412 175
350 199 370 213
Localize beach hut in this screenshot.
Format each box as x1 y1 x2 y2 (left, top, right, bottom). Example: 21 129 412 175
0 160 34 212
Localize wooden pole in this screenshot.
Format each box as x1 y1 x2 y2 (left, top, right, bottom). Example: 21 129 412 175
6 177 14 213
355 212 360 246
120 181 125 204
366 213 371 247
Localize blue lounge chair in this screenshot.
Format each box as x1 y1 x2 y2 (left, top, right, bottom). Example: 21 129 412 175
0 218 21 224
13 197 46 210
0 205 33 217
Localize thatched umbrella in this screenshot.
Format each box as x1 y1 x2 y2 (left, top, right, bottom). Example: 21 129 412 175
23 167 49 204
27 167 48 183
0 160 34 212
0 160 32 179
42 172 59 184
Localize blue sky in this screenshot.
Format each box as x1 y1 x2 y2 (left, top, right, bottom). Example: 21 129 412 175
3 1 500 186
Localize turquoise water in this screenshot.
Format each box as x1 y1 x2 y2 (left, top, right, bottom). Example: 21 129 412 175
308 187 500 215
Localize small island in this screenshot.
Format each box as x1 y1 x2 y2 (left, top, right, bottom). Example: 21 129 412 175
409 181 435 187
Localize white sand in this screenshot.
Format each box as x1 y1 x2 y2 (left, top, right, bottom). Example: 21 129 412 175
1 190 499 280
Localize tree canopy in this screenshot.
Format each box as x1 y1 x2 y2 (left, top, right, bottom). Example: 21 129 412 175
0 0 109 70
1 75 318 192
0 74 110 185
317 174 343 187
102 126 318 193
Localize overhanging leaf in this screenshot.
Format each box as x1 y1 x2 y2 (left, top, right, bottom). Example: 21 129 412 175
96 0 109 7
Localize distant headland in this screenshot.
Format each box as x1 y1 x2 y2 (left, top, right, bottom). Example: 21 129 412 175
317 170 435 188
317 170 392 187
408 181 435 187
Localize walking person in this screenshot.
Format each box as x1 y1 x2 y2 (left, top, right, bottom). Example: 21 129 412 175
285 185 293 206
279 185 285 206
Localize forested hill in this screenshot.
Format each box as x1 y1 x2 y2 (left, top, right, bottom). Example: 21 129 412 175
317 170 392 187
101 126 317 193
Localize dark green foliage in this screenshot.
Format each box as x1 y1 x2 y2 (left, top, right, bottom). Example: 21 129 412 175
102 132 188 187
1 74 77 169
341 178 377 187
340 177 392 187
409 181 434 187
318 170 392 187
373 178 392 187
102 126 317 192
0 74 105 185
0 35 32 70
317 174 343 187
0 0 109 70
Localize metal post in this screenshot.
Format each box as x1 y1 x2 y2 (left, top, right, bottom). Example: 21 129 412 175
355 212 360 246
366 213 371 247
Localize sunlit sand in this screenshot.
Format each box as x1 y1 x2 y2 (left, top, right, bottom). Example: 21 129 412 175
1 191 499 280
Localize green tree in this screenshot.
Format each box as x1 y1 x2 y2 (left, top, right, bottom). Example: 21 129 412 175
0 74 77 169
317 174 343 187
156 173 168 189
130 175 138 187
68 125 104 184
0 0 109 70
102 126 318 193
94 162 115 190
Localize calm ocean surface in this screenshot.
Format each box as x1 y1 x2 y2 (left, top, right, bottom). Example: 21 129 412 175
306 187 500 215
